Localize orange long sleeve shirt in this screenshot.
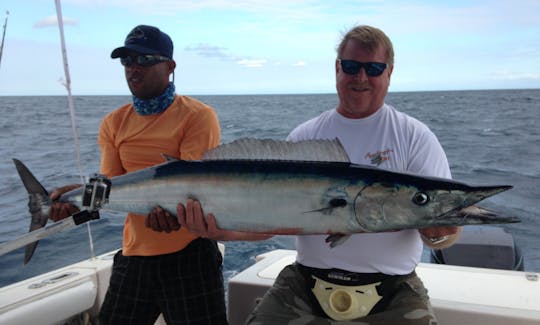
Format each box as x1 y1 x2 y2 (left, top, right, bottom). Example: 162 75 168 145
97 95 220 256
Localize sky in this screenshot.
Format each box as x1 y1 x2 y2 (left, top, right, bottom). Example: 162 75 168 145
0 0 539 96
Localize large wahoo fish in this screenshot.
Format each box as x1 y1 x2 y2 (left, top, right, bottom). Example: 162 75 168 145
12 138 517 263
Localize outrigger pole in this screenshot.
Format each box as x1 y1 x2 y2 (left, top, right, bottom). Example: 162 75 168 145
0 11 8 70
0 211 100 258
54 0 97 260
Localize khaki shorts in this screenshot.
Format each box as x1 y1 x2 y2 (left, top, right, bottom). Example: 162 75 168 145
245 264 438 325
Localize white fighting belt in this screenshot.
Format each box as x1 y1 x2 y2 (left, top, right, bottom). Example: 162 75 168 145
311 275 382 320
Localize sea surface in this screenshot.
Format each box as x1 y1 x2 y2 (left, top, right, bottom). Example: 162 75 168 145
0 89 539 289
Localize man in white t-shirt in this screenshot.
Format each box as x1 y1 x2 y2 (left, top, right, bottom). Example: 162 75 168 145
177 25 461 324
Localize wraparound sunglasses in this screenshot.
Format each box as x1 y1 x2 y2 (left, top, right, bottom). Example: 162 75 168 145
338 59 388 77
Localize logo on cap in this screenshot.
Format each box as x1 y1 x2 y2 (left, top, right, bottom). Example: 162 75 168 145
126 27 146 43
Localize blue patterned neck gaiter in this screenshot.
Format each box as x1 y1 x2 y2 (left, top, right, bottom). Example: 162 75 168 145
132 83 176 115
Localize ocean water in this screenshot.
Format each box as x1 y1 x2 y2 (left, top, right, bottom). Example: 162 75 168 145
0 89 539 289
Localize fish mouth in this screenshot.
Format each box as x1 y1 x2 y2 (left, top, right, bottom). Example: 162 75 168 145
438 184 515 224
439 205 520 225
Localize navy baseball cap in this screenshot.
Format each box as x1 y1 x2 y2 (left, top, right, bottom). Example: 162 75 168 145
111 25 173 59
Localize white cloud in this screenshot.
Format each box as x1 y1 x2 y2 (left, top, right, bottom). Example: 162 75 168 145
237 59 267 68
33 15 78 28
184 43 233 60
491 72 540 81
293 61 306 67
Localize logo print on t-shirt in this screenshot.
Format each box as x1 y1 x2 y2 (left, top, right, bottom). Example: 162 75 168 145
365 149 393 166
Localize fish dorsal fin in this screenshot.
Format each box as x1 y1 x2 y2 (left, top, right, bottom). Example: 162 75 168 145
203 138 350 162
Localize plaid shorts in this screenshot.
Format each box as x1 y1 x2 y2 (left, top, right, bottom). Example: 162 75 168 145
99 238 227 325
245 263 438 325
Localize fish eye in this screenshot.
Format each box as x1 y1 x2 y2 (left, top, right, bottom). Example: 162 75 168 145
329 198 347 207
412 192 430 206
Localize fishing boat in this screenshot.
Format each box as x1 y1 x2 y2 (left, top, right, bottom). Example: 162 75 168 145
1 226 539 325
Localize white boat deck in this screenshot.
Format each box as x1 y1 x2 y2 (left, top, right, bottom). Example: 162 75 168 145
1 248 539 325
0 250 116 324
228 249 540 325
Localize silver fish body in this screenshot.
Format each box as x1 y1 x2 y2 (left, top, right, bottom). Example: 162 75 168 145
11 139 517 264
60 159 514 234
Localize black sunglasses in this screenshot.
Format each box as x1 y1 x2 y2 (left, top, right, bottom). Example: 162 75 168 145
338 59 388 77
120 55 170 67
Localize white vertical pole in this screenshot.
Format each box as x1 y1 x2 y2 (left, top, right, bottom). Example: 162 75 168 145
54 0 95 259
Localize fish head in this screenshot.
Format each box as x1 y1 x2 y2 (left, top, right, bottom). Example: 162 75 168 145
353 180 513 231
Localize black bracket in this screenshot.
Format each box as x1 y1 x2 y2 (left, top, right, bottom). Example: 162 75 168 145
72 210 101 225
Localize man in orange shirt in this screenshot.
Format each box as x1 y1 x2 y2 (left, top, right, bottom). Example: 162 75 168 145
49 25 226 324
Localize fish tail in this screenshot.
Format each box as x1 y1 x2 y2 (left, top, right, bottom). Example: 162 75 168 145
12 159 50 264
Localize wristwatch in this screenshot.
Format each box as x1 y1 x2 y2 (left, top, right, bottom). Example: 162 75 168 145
427 235 449 245
421 234 450 245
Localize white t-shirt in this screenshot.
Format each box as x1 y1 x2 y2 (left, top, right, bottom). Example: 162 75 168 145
288 103 451 275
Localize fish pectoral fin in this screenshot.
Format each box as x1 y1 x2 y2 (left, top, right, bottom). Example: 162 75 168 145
325 234 351 248
304 207 332 214
303 198 348 214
